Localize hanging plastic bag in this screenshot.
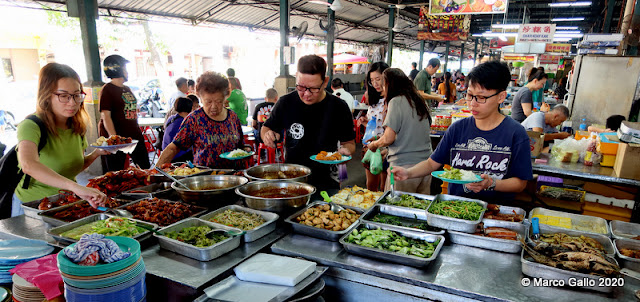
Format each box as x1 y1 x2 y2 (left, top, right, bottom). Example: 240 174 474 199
369 149 383 175
362 149 373 164
362 118 377 145
338 164 348 182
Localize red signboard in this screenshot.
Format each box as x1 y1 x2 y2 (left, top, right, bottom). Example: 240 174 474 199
503 55 535 62
540 54 562 65
417 8 470 41
545 43 572 53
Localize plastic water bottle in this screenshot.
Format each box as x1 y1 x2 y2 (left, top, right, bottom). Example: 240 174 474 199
579 118 587 131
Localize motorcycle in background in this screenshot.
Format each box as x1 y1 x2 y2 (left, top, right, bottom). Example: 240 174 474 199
137 80 165 118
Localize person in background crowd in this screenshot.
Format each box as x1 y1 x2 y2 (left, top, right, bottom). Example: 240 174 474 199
408 62 419 81
437 72 457 104
168 77 188 111
187 94 200 111
14 63 108 216
368 68 433 194
430 77 437 93
553 77 568 100
456 78 467 100
358 62 389 192
253 88 278 145
511 69 548 123
226 74 249 126
187 79 196 95
227 68 242 91
331 78 355 112
414 58 445 103
98 54 150 171
531 67 546 108
156 71 248 169
587 115 627 133
162 97 194 162
393 61 533 202
261 55 356 191
521 105 571 141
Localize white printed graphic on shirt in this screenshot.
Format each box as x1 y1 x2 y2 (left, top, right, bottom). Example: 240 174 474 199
450 137 512 180
289 123 304 140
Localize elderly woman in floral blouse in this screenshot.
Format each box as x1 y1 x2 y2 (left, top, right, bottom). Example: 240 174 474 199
156 71 247 169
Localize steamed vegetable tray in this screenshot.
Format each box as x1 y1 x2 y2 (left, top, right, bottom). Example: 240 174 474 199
370 213 440 232
164 226 227 248
60 217 145 240
384 194 431 209
345 228 440 258
428 200 484 221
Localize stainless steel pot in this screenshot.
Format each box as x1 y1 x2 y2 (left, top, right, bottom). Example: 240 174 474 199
235 180 316 213
244 164 311 183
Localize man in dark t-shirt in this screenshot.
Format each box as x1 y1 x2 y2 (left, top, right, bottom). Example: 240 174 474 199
408 62 419 81
252 88 278 144
98 55 150 171
262 55 356 191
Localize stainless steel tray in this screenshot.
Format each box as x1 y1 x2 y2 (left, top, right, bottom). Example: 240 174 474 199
285 201 364 241
360 205 444 235
339 221 445 268
425 194 487 233
117 198 208 226
482 204 526 225
529 207 610 237
154 217 242 261
610 220 640 240
22 193 86 220
527 223 616 256
377 191 434 221
199 205 279 242
521 248 619 293
38 200 106 227
614 238 640 272
448 220 527 254
119 182 175 199
149 163 213 182
47 213 158 245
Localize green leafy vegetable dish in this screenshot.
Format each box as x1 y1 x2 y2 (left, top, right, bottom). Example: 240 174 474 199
345 228 439 258
384 194 431 209
370 213 440 232
165 226 227 248
440 167 478 181
60 217 146 240
428 200 484 221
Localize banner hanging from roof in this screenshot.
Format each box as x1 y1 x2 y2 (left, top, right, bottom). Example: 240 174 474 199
518 24 556 43
417 7 470 41
429 0 508 15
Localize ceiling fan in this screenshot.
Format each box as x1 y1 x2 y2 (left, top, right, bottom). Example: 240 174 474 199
309 0 344 11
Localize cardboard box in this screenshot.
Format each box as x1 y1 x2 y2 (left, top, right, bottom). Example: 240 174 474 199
614 143 640 180
527 131 544 158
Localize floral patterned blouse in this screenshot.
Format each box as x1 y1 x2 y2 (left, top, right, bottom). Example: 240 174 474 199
172 108 244 169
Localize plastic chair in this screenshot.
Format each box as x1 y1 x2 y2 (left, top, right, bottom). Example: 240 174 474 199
257 143 285 165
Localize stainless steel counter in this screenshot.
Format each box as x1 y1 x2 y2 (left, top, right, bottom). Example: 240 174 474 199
532 154 640 187
271 233 640 302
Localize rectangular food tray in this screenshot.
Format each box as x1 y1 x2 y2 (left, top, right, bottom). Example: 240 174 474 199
339 221 445 268
47 213 158 245
614 238 640 272
199 205 279 243
448 219 527 253
377 191 434 221
610 220 640 240
521 248 619 293
285 201 364 241
117 198 208 226
154 217 242 261
528 207 610 237
482 204 526 226
425 194 487 233
528 223 616 256
38 200 107 227
360 205 444 235
21 194 65 220
149 163 213 182
119 182 176 200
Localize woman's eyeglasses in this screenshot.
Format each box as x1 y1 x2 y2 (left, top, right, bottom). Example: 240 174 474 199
54 92 86 104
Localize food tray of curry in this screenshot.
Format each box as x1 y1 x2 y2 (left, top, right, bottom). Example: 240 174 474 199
47 213 158 245
38 197 128 227
360 205 444 235
425 194 487 233
285 202 364 241
448 220 527 253
377 191 434 221
199 205 279 242
339 221 445 268
117 197 208 226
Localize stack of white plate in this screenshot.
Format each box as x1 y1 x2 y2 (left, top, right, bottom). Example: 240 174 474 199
12 274 45 302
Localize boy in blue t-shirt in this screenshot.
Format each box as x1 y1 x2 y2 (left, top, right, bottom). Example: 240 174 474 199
393 61 533 201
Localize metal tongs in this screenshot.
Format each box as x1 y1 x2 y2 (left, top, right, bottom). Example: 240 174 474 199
154 166 190 190
320 191 346 213
388 166 401 203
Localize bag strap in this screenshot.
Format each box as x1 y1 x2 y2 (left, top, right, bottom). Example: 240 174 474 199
21 115 48 189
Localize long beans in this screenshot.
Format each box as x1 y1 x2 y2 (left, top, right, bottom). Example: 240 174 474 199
428 200 484 221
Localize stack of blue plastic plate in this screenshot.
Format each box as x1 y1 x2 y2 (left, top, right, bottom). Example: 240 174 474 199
0 239 54 284
58 237 146 302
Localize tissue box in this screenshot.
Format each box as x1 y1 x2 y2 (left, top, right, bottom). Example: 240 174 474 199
614 143 640 180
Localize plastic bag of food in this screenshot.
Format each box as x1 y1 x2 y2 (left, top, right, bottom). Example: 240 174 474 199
551 137 589 163
362 149 373 164
369 149 383 175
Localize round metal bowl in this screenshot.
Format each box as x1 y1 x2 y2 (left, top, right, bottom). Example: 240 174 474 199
244 164 311 183
172 175 249 207
235 180 316 213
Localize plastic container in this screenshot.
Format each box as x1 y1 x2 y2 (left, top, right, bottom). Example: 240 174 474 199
600 154 616 167
579 118 587 131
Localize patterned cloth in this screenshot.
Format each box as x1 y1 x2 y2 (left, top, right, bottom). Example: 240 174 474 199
172 108 244 169
63 234 131 264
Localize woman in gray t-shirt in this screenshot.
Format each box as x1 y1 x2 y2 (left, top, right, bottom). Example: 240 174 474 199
511 70 547 122
368 68 433 194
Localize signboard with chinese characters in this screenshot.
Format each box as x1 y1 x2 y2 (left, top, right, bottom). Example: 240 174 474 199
417 7 470 41
429 0 508 15
518 24 556 43
540 54 562 65
545 43 571 53
503 55 535 62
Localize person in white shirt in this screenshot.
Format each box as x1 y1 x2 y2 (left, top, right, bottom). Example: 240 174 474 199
520 105 571 141
331 78 355 113
168 77 188 110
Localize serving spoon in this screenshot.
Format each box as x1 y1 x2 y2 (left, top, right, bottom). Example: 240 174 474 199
97 207 134 218
205 228 245 239
388 166 401 203
154 166 190 190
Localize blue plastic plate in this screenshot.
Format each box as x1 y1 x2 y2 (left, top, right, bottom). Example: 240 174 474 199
220 151 255 160
57 236 140 277
0 239 53 261
431 171 483 184
309 155 352 165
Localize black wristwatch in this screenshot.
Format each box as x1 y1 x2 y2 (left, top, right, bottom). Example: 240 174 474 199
485 178 496 191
